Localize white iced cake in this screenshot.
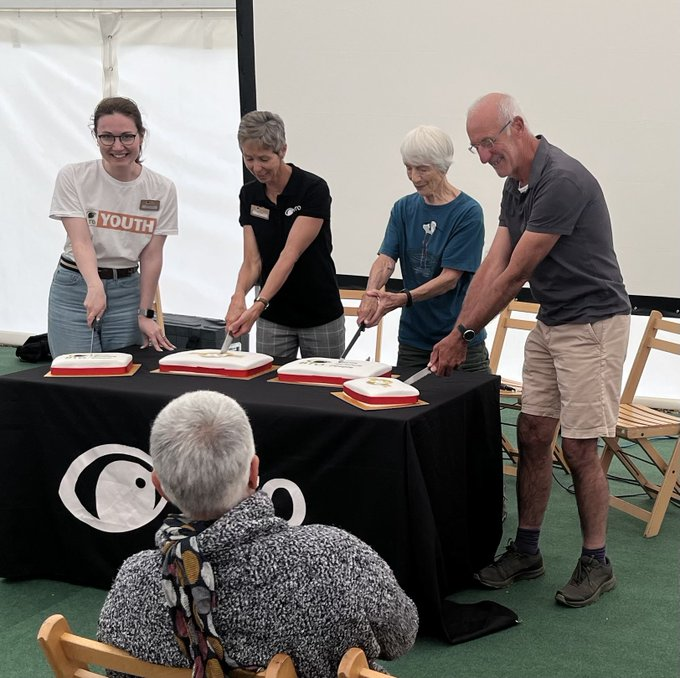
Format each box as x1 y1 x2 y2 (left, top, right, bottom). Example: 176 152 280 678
277 357 391 385
343 377 420 405
50 352 134 376
159 349 273 377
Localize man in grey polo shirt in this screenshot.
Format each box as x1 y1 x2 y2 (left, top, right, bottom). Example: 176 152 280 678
429 92 630 607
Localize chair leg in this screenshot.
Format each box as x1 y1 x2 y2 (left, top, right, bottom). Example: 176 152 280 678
643 437 680 538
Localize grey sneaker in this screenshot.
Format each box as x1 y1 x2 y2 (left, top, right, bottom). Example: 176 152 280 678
474 540 545 589
555 556 616 608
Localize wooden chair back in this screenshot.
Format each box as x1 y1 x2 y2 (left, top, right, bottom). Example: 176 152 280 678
38 614 297 678
488 299 539 374
620 310 680 404
339 288 384 361
601 310 680 537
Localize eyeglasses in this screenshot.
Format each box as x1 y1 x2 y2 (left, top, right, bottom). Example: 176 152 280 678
97 133 137 147
468 120 513 154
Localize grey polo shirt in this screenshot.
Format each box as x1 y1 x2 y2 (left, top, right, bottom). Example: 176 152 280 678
499 136 630 325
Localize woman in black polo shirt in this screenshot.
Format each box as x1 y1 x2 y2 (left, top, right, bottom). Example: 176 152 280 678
226 111 344 358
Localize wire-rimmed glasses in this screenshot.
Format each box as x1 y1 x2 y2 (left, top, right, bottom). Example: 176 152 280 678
468 120 512 154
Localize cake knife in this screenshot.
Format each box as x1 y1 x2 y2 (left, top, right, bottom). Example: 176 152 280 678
220 331 235 353
340 322 365 360
404 366 432 385
90 317 101 354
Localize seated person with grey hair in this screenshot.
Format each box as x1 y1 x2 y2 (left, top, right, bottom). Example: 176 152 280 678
98 390 418 678
358 125 488 371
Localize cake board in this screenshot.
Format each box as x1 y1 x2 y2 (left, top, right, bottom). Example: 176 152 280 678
45 364 142 378
331 391 428 411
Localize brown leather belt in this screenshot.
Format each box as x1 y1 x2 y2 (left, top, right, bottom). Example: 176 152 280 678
59 256 138 280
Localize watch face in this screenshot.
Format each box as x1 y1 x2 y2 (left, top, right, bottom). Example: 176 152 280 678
463 329 476 342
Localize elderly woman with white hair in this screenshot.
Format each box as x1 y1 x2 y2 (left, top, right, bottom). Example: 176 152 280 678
358 125 489 370
98 390 418 678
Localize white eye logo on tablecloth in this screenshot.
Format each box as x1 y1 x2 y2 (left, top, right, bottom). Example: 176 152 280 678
59 444 167 533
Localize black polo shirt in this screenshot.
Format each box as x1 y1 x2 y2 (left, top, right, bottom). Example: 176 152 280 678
239 164 343 328
499 137 630 325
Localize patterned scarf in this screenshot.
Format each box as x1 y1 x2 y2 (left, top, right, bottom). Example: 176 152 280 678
156 515 256 678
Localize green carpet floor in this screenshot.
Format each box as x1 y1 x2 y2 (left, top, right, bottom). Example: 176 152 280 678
1 347 678 678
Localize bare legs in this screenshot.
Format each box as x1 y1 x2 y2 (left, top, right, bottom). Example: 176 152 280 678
517 412 609 547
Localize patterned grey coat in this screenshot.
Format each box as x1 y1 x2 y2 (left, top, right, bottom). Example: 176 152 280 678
98 491 418 678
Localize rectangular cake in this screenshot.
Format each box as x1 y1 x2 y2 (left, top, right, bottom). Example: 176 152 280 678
277 357 391 385
159 349 273 378
343 376 419 405
50 352 134 376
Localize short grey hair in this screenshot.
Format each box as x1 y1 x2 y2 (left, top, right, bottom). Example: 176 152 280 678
150 390 255 518
238 110 287 153
400 125 453 173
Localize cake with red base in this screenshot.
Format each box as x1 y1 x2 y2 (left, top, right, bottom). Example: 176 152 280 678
159 349 273 378
50 352 134 376
343 377 420 405
277 357 391 385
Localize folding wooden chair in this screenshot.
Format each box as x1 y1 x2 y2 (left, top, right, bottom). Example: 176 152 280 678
339 288 385 361
38 614 297 678
489 299 569 476
337 648 396 678
600 310 680 537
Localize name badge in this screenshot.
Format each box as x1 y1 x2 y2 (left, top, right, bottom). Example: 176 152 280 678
139 199 160 211
250 204 270 220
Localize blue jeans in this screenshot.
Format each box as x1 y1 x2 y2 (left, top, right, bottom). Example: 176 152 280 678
47 266 142 357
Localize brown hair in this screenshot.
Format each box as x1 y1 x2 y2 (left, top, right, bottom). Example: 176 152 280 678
92 96 146 164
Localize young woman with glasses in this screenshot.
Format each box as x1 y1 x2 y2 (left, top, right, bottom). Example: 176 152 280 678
47 97 178 357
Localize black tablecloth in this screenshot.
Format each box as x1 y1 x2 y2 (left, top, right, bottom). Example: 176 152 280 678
0 347 502 635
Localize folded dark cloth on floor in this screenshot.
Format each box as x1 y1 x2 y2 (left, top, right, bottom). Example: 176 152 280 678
441 599 519 645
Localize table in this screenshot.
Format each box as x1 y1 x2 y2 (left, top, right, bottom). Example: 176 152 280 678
0 348 502 636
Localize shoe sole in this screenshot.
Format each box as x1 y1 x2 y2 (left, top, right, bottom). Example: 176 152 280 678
474 565 545 589
555 575 617 608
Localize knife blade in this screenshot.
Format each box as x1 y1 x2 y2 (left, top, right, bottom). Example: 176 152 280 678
90 317 101 354
220 331 235 353
404 366 432 386
340 322 365 360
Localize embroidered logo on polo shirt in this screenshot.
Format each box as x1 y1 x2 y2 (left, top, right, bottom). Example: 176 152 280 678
285 205 302 217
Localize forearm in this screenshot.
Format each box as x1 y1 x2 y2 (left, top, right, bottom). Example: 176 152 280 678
366 254 395 291
70 239 102 289
257 249 297 303
411 269 462 303
232 260 261 302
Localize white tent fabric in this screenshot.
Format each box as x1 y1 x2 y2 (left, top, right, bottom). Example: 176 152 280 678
0 9 242 335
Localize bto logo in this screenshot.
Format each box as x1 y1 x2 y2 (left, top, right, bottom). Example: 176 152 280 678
59 445 308 532
59 444 167 533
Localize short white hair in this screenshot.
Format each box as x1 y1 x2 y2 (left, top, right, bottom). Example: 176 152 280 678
400 125 454 173
150 391 255 517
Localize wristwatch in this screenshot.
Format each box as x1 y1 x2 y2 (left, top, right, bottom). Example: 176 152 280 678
138 308 155 319
399 289 413 308
254 296 270 310
457 323 476 342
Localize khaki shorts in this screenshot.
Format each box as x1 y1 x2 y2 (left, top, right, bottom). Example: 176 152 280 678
521 314 630 439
